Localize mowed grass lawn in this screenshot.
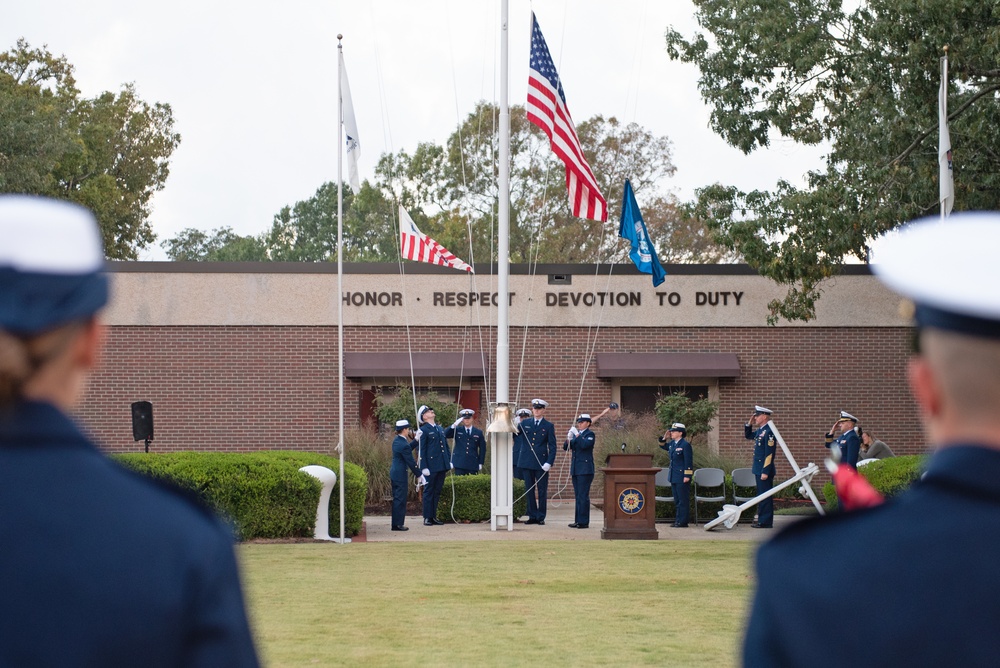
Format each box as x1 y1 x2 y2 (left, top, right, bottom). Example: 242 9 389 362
240 540 757 667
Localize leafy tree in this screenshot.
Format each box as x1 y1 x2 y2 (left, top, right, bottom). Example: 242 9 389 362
0 39 180 259
654 391 720 447
163 227 267 261
666 0 1000 322
165 101 729 264
373 387 459 432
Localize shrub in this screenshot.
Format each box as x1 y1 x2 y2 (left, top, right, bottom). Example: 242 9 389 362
114 451 366 539
823 455 926 511
435 474 528 522
654 391 720 450
374 386 460 430
256 451 367 537
343 428 394 506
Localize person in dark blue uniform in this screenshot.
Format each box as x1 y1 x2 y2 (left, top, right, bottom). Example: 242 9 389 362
445 408 486 475
744 213 1000 665
744 405 777 528
0 195 259 667
416 405 451 525
389 419 421 531
564 414 596 528
658 422 693 527
825 410 861 469
515 398 557 525
512 407 531 483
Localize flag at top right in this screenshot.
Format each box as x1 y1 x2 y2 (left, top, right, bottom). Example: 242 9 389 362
526 12 608 223
939 54 954 218
619 179 666 287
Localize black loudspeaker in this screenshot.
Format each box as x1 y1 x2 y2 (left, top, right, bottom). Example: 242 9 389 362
131 401 154 442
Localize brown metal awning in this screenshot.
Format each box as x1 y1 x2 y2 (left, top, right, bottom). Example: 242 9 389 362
344 352 487 378
595 353 740 378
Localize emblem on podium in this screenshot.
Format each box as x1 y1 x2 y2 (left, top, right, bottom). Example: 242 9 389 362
618 487 644 514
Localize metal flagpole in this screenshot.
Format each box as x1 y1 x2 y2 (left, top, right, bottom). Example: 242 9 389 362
335 36 349 544
488 0 516 531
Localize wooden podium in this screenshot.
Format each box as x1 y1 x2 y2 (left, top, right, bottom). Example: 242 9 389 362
600 453 660 540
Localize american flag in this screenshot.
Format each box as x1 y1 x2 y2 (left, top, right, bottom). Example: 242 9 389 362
526 12 608 223
398 206 473 273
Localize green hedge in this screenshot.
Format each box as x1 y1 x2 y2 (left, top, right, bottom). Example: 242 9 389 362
435 474 528 522
113 451 366 539
823 455 925 511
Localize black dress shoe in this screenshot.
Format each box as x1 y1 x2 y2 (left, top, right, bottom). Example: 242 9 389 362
391 525 409 531
423 520 435 526
753 524 773 529
671 523 680 527
575 524 589 529
674 523 689 528
431 518 444 526
537 520 545 525
568 523 579 528
751 521 760 528
525 518 539 525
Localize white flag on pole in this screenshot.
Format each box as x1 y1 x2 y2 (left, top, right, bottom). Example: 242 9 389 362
340 50 361 193
939 54 954 218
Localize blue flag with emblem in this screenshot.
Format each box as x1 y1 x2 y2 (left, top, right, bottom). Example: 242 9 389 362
618 179 666 287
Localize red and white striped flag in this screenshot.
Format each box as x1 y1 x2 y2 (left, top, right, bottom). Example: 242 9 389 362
526 12 608 223
399 207 473 273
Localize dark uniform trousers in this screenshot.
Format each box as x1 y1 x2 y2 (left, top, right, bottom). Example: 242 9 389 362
569 428 596 526
390 434 420 527
746 423 777 527
418 424 452 521
516 418 557 521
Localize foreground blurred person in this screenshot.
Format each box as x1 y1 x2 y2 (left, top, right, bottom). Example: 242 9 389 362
743 213 1000 666
0 196 259 667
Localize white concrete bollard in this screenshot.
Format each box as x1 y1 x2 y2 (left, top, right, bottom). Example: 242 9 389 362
299 465 338 541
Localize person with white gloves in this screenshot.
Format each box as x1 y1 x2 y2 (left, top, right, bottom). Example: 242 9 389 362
564 414 596 528
515 399 557 525
445 408 486 475
416 405 451 526
389 419 421 531
512 408 532 483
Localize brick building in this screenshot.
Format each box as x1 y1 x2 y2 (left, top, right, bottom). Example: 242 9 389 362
81 262 921 488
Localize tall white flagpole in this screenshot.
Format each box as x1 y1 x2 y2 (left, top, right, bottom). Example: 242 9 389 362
490 0 515 531
335 35 349 544
939 45 954 220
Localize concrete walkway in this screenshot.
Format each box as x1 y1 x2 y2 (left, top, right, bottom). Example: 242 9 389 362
364 503 804 542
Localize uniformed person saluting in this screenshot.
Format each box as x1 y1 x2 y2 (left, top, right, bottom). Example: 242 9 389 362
0 196 259 666
744 405 776 528
744 213 1000 665
515 398 557 525
658 422 693 527
416 405 451 526
564 414 596 528
825 410 861 469
445 408 486 475
389 419 421 531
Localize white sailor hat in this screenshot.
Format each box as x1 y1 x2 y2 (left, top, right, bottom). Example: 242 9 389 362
417 405 433 422
531 398 548 409
669 422 686 432
873 213 1000 338
576 413 592 423
837 411 858 422
753 405 773 415
395 419 411 430
459 408 475 418
0 195 108 334
516 408 532 417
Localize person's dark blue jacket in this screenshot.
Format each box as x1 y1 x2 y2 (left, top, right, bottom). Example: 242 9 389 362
390 433 420 482
516 417 556 471
445 423 486 472
0 400 259 667
418 423 451 473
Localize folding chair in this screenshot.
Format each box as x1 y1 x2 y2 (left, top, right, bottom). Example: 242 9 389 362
654 468 674 523
693 467 725 525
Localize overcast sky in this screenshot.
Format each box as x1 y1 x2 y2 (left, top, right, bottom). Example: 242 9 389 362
5 0 827 260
